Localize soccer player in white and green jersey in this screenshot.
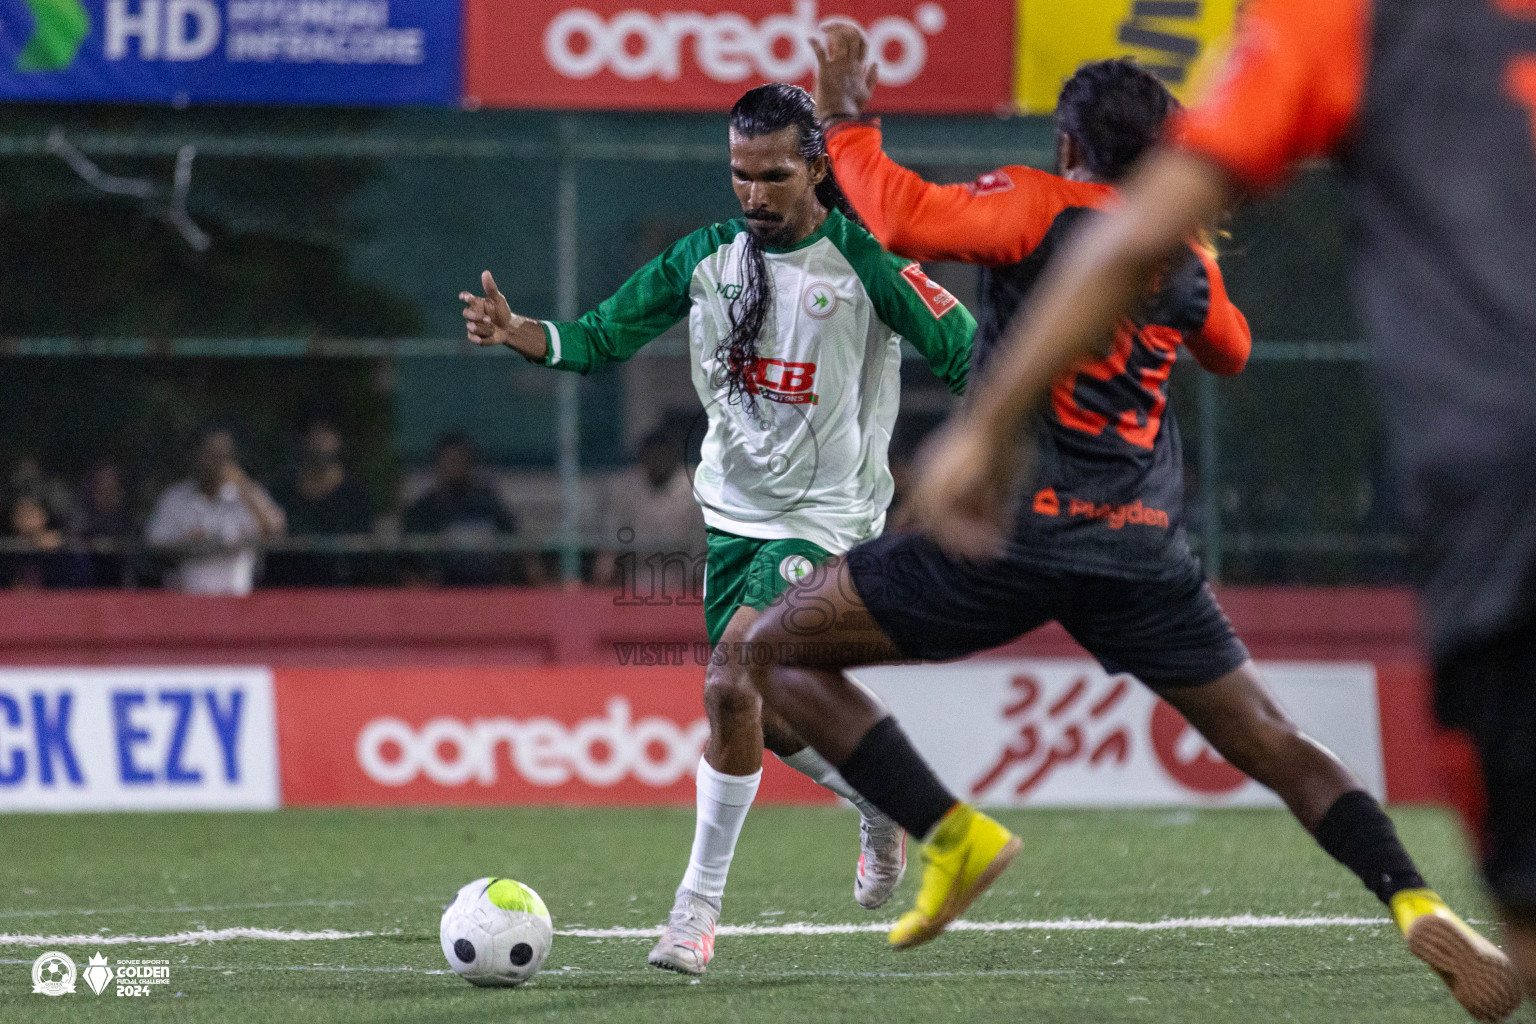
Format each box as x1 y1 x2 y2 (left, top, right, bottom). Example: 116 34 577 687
460 83 974 976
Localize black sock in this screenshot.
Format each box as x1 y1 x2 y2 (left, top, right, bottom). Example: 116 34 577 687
1312 790 1427 905
837 716 958 840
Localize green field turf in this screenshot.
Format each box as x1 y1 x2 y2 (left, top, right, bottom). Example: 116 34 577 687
0 806 1522 1023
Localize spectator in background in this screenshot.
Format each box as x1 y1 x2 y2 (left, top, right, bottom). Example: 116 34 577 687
402 432 519 586
593 423 705 591
268 419 375 586
145 426 286 595
3 490 89 589
10 454 77 532
76 461 135 586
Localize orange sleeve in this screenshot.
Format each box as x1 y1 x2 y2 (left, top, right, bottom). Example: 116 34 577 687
826 120 1113 267
1184 247 1250 376
1173 0 1369 192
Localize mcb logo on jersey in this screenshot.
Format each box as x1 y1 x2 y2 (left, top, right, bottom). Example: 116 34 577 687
745 358 818 405
900 263 960 318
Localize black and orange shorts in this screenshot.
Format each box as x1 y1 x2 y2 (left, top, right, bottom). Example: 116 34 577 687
847 530 1249 692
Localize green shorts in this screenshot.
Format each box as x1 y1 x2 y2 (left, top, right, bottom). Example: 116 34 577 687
703 527 833 647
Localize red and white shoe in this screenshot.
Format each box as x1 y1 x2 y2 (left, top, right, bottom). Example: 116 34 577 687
647 890 719 976
855 815 907 910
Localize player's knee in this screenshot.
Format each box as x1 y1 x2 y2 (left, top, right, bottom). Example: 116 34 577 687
703 665 761 727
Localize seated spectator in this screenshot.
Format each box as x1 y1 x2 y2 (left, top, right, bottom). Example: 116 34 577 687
3 490 89 589
267 419 375 586
145 426 286 595
593 424 705 594
402 433 518 586
76 461 134 586
10 454 78 532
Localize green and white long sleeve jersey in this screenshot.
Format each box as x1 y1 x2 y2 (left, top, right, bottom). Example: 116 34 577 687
540 207 974 554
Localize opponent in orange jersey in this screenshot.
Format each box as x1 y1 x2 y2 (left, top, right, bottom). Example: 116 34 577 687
742 27 1491 1008
908 0 1534 1016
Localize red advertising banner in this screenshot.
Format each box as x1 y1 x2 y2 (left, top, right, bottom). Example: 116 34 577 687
274 666 832 806
465 0 1015 113
272 659 1436 808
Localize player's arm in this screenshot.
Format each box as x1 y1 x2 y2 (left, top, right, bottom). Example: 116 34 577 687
900 280 976 396
1185 246 1251 376
834 223 975 394
826 124 1077 266
461 224 733 373
814 21 1082 266
460 271 550 361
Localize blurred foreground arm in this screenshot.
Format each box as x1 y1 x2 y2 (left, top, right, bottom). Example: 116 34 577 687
906 149 1236 557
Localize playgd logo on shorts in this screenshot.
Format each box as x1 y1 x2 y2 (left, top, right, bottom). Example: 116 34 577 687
31 951 171 997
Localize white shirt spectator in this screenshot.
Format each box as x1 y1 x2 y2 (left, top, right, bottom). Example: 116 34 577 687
145 480 263 595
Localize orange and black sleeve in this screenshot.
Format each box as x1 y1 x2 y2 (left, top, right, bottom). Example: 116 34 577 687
826 119 1113 267
1173 0 1369 193
1185 247 1251 376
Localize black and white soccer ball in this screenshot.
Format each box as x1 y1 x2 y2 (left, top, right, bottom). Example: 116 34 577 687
440 877 553 987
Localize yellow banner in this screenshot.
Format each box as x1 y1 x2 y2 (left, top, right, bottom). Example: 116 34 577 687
1015 0 1240 114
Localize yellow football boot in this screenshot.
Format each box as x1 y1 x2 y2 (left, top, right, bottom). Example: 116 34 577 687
1391 888 1522 1022
888 803 1021 950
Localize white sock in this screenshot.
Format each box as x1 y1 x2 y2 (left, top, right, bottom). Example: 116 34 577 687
779 747 893 826
678 757 761 902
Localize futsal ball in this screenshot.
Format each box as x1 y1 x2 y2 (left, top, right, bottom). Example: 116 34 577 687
440 877 553 987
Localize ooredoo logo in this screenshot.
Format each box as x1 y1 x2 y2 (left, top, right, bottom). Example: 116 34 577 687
355 698 709 789
1149 700 1246 794
543 1 948 86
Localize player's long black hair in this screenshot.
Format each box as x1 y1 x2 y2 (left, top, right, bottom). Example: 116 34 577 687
1055 58 1178 181
717 83 860 412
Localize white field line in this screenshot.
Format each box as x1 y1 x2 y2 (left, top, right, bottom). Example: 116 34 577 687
557 914 1388 939
0 914 1390 947
0 898 371 920
0 927 388 947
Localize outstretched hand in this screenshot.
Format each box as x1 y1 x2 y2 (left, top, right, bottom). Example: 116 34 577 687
811 21 879 122
900 414 1022 561
459 271 548 362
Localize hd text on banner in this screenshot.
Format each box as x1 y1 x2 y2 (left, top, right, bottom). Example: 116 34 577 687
466 0 1016 113
0 0 460 104
1015 0 1239 113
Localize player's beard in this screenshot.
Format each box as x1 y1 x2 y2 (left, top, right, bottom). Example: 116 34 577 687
744 210 795 248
